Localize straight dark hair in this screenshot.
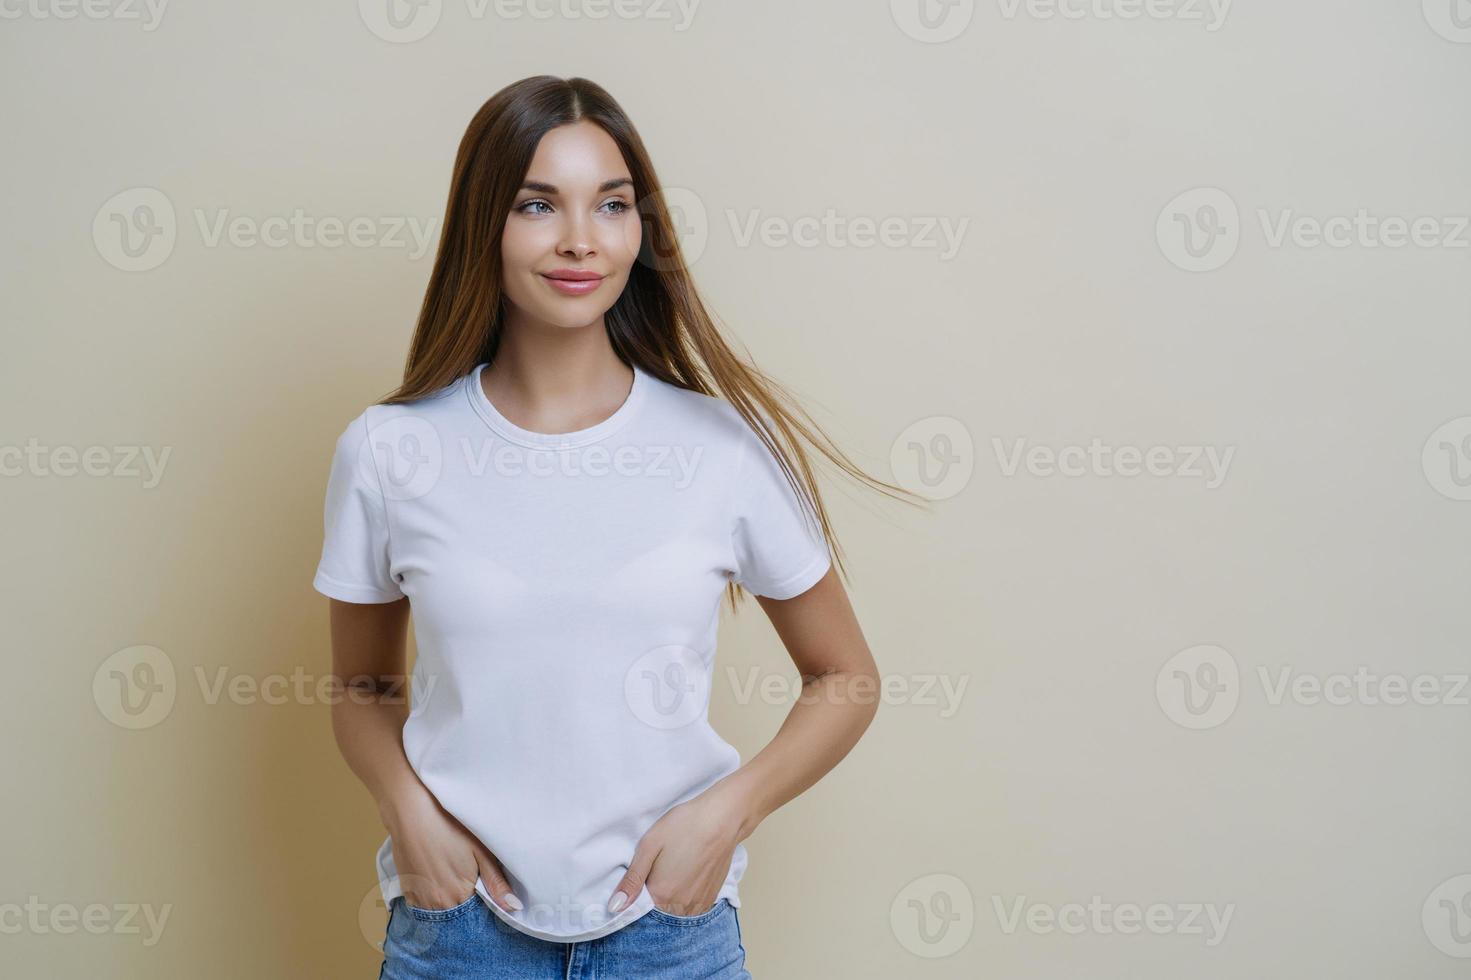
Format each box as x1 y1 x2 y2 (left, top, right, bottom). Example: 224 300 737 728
377 75 919 605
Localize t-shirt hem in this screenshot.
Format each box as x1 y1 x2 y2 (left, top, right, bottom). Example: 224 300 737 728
376 837 742 942
744 548 831 599
313 570 404 604
475 881 659 943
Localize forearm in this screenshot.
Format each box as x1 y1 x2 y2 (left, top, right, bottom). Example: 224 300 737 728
712 667 880 842
331 680 429 830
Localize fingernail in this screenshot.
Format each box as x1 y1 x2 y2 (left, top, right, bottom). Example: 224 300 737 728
607 891 628 913
504 893 523 911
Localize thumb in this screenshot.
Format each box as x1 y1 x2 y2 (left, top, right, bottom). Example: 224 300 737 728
608 837 659 914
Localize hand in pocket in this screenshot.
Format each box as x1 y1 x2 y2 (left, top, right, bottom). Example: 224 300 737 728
386 784 521 913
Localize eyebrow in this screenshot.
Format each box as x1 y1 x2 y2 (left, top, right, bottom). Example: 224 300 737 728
519 178 634 195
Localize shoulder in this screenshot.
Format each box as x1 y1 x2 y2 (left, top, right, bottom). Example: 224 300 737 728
328 374 467 455
324 381 465 501
641 372 762 450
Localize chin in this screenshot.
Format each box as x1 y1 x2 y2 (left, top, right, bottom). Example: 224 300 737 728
537 304 610 330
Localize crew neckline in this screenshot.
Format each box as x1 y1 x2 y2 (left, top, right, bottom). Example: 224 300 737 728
466 361 649 450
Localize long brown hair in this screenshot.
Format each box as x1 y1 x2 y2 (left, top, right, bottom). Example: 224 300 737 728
377 75 921 606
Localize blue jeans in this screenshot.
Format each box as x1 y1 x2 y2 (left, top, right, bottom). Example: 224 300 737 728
378 894 752 979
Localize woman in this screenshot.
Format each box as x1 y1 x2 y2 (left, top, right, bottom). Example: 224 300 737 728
314 75 905 978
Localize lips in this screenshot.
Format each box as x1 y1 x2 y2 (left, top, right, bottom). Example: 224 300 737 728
542 270 604 282
540 270 606 296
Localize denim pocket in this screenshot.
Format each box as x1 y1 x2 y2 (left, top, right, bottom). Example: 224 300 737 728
401 888 481 922
645 896 730 927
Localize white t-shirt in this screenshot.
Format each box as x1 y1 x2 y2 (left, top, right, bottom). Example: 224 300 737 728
312 361 831 942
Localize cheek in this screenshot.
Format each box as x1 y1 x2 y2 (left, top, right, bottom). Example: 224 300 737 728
498 228 541 306
605 215 643 270
499 221 542 270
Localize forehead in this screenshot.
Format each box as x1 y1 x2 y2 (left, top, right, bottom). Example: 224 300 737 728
523 122 630 189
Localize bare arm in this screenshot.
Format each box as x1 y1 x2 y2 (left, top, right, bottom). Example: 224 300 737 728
328 597 418 818
611 565 880 914
718 565 881 839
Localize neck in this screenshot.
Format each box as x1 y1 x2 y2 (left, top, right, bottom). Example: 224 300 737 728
482 318 634 434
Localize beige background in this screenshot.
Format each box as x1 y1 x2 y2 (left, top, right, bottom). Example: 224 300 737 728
4 2 1471 977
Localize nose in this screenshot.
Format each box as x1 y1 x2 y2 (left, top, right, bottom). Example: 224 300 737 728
557 211 595 259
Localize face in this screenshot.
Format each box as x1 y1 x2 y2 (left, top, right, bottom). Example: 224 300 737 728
500 121 642 331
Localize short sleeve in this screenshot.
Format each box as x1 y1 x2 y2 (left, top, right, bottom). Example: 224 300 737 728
729 425 832 599
312 411 405 604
